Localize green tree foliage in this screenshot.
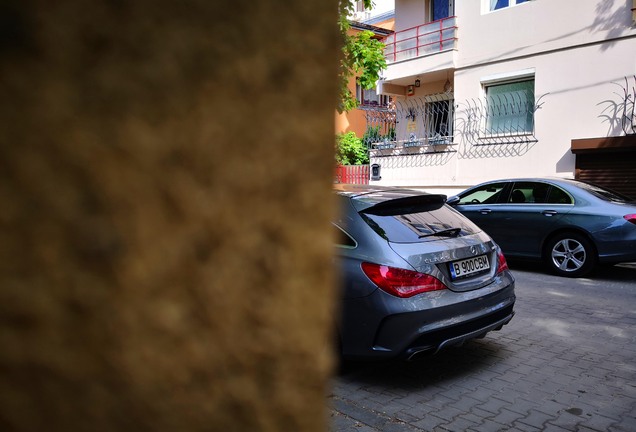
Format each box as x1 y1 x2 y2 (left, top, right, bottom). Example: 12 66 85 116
362 125 394 146
336 125 396 165
338 1 388 113
335 132 369 165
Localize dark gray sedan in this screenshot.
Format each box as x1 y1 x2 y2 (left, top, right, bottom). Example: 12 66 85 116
447 178 636 277
334 185 515 361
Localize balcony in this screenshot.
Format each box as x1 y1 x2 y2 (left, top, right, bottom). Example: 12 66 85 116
384 17 457 64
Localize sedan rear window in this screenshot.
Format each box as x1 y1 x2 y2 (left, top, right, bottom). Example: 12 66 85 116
547 186 573 204
573 181 632 203
508 182 573 204
361 204 481 243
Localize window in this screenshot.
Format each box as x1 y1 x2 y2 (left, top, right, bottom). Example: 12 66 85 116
546 187 573 205
361 201 479 242
333 225 356 248
508 182 548 203
507 182 573 204
424 99 453 142
490 0 530 11
571 181 630 203
356 83 389 107
458 182 508 205
485 79 535 135
431 0 454 21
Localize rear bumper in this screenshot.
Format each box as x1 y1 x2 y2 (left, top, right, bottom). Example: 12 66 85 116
594 226 636 264
339 271 516 360
404 306 514 361
596 244 636 264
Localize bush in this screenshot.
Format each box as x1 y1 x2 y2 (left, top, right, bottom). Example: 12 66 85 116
336 132 369 165
362 125 395 146
362 125 381 147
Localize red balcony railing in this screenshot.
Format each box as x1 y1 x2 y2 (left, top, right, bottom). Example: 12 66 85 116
384 17 457 64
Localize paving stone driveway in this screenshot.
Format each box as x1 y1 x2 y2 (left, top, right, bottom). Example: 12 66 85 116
329 263 636 431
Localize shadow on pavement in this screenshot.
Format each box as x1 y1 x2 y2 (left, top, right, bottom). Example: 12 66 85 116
336 338 513 389
507 258 636 282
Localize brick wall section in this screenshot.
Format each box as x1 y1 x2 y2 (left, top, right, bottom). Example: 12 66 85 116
0 1 339 431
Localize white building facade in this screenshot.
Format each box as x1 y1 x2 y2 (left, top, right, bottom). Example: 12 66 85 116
372 0 636 197
351 0 394 22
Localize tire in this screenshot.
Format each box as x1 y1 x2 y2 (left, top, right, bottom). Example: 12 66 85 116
544 232 596 278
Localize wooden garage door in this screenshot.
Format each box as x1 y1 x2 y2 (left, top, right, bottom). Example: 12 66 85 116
576 152 636 199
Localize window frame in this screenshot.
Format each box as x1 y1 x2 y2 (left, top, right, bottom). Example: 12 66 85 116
481 74 536 138
356 83 390 107
483 0 530 13
424 98 454 143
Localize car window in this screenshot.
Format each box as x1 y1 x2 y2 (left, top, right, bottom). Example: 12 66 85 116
571 181 631 203
458 182 508 205
361 205 481 243
333 224 356 248
508 182 550 204
546 186 573 204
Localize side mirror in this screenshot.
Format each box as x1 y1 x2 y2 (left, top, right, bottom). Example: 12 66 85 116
446 196 460 206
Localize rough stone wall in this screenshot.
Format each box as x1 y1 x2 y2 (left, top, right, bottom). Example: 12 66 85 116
0 1 339 431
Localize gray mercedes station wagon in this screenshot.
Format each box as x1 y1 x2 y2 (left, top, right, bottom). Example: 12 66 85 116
333 185 516 361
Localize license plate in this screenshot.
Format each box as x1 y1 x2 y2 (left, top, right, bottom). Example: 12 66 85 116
449 255 490 279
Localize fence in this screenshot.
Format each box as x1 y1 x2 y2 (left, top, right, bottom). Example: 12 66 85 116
383 17 457 64
364 94 456 156
334 165 370 184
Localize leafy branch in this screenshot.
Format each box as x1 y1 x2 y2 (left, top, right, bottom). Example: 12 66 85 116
338 0 387 113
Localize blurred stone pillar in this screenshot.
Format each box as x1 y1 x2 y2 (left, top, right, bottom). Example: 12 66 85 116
0 1 339 431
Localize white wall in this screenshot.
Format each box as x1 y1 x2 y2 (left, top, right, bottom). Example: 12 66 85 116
394 0 427 30
368 0 395 16
459 0 635 66
374 0 636 195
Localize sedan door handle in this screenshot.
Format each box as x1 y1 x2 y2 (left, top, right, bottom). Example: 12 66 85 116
480 209 492 215
542 210 558 216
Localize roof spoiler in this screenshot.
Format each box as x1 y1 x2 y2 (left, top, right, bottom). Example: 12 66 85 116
360 194 447 216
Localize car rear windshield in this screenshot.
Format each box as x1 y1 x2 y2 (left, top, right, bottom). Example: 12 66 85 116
573 181 633 203
359 197 481 243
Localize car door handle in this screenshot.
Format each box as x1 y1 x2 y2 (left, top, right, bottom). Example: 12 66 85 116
542 210 558 216
480 209 492 215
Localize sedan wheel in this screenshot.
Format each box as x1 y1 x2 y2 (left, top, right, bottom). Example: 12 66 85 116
545 233 595 278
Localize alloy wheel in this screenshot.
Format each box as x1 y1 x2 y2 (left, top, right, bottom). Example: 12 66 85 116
551 238 586 273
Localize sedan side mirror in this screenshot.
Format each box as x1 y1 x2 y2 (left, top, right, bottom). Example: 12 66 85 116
446 196 460 206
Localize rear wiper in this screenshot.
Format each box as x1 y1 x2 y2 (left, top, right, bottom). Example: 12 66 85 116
418 228 461 239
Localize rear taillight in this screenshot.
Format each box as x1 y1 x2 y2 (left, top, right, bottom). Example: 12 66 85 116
496 250 509 274
361 262 447 298
624 214 636 225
